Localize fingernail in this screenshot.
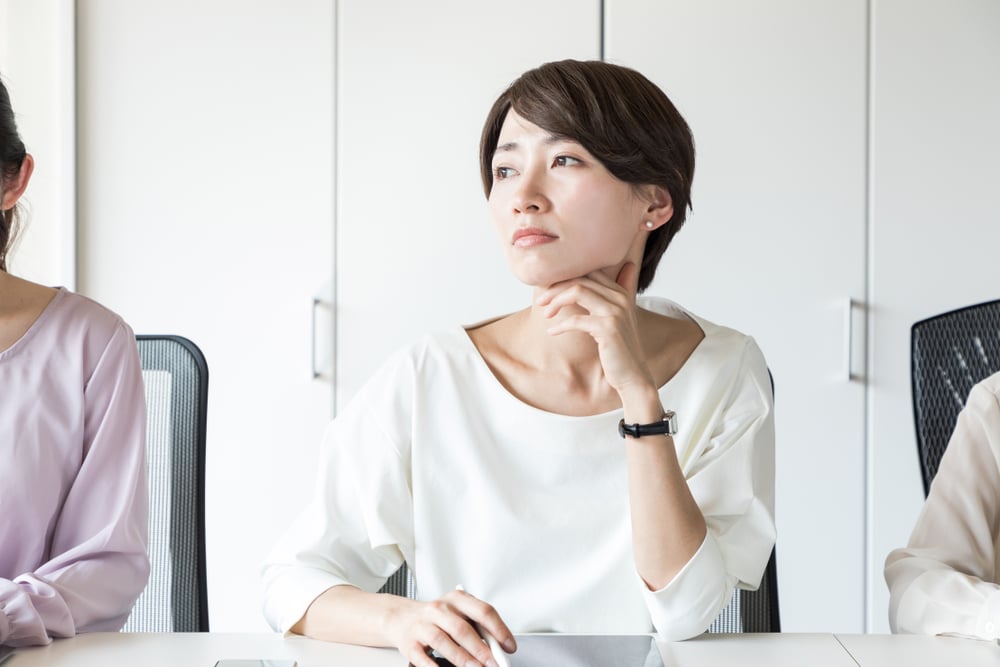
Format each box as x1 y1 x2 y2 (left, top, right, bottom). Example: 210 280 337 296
464 661 480 667
485 660 499 667
503 638 516 652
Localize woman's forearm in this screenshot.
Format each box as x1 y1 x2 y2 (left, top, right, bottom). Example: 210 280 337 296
621 387 706 590
291 584 413 646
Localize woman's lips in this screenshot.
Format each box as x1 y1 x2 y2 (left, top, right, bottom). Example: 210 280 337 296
512 228 557 248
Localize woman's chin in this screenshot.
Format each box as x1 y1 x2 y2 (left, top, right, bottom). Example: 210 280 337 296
511 263 619 289
513 269 579 288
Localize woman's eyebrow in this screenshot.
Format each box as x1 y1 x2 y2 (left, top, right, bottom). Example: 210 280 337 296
494 134 573 155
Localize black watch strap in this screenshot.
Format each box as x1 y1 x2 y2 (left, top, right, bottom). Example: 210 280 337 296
618 411 677 439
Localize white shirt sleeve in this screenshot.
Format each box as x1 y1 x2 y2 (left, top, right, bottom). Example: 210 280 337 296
260 350 415 633
885 371 1000 639
643 336 776 640
261 321 776 639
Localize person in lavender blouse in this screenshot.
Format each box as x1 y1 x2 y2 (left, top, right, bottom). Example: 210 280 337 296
0 75 149 647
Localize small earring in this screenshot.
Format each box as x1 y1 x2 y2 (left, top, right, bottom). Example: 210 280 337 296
644 220 654 229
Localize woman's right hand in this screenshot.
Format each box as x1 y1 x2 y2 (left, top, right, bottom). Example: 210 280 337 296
385 588 516 667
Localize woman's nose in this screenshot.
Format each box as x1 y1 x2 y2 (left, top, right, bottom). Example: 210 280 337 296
512 170 549 214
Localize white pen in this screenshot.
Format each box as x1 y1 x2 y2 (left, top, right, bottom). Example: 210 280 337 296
455 585 511 667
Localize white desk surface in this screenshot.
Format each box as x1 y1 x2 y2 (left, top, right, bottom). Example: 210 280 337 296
659 632 856 666
5 633 400 667
835 633 1000 666
6 632 1000 666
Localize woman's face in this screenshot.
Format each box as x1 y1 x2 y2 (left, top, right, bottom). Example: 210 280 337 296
487 110 651 289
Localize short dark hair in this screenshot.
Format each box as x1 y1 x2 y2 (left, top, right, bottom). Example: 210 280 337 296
479 60 695 292
0 76 27 272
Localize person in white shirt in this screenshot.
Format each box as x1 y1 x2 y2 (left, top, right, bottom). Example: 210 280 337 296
885 370 1000 639
261 59 775 667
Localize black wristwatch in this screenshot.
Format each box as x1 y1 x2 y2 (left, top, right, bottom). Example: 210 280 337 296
618 411 678 439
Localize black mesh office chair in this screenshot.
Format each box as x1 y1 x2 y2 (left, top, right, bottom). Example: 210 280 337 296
911 299 1000 496
123 335 210 632
706 548 780 633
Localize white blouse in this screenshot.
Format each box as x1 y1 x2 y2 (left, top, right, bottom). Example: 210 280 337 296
261 298 775 641
885 370 1000 639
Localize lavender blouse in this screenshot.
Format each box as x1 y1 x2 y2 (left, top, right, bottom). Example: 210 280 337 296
0 288 149 646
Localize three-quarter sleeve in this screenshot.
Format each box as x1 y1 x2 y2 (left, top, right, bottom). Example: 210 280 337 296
0 322 149 646
885 374 1000 639
261 350 415 633
642 337 776 640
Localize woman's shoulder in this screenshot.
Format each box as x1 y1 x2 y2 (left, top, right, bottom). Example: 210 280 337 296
390 326 484 373
1 277 130 353
0 282 138 383
640 295 770 401
972 371 1000 400
967 370 1000 420
357 327 481 386
639 295 760 354
28 288 137 372
48 288 134 340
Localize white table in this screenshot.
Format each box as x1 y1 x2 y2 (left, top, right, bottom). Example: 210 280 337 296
659 632 856 666
6 632 1000 666
835 633 1000 666
5 633 400 667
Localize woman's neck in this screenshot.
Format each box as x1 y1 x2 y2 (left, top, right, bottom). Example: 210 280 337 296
516 302 609 382
0 272 59 352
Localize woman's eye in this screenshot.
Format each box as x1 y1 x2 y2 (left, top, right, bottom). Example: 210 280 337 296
494 166 515 180
554 155 581 167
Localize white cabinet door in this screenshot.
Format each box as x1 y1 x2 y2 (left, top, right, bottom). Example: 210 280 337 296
76 0 335 631
335 1 601 407
868 0 1000 634
606 0 869 632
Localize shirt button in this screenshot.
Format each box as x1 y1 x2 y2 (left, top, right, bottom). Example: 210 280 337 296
986 622 996 635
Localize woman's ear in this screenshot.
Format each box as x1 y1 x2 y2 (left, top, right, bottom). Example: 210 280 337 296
642 185 673 231
1 153 34 211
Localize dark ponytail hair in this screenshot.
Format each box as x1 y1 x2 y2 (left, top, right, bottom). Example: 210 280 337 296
0 76 28 272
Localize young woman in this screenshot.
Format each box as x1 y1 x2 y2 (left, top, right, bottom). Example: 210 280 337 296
885 370 1000 639
262 60 775 667
0 76 149 647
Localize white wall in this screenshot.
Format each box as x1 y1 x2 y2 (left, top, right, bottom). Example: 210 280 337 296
867 0 1000 633
7 0 1000 633
0 0 74 287
76 0 336 631
607 0 868 632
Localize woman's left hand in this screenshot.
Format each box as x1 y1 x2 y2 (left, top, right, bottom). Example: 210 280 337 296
536 262 655 399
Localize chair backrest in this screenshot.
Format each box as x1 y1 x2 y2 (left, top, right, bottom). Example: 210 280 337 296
706 547 780 633
911 299 1000 496
123 335 210 632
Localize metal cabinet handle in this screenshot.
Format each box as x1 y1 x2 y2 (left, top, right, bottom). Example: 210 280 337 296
311 297 334 381
844 297 863 382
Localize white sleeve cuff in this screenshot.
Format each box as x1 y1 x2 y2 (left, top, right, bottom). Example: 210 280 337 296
975 588 1000 639
641 533 733 641
261 565 352 633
